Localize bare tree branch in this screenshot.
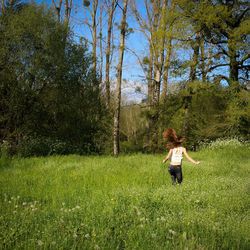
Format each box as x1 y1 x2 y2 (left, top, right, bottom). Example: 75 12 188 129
207 63 229 73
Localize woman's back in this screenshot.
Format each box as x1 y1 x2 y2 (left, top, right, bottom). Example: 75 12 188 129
171 147 183 163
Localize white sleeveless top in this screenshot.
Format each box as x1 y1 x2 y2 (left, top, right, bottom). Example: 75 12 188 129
171 147 183 163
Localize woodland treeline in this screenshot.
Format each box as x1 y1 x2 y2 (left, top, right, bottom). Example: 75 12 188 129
0 0 249 156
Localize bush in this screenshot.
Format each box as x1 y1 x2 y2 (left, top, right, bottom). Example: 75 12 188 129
17 137 73 157
16 136 101 157
0 140 11 156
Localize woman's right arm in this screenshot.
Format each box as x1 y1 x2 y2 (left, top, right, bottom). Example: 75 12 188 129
162 149 173 163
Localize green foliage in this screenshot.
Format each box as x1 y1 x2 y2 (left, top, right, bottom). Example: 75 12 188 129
120 80 249 153
224 87 250 139
0 140 12 168
0 2 110 156
119 105 146 153
0 145 249 249
158 80 249 150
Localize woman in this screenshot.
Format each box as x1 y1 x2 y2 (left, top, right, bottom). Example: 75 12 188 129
162 128 200 185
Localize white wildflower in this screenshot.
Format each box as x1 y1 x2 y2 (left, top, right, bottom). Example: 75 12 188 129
85 234 90 238
134 206 141 216
160 216 166 222
152 233 157 238
37 240 43 246
169 229 177 235
94 245 100 250
140 217 146 222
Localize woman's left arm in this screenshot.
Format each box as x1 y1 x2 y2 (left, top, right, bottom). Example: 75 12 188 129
183 148 200 165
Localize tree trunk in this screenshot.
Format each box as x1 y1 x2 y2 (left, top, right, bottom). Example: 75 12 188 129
161 35 172 102
1 0 5 13
92 0 98 86
228 38 239 87
200 36 206 82
151 0 161 105
105 0 115 107
182 33 200 137
52 0 62 24
147 44 154 106
151 0 167 152
99 2 103 84
153 0 168 104
63 0 72 48
161 0 174 103
64 0 72 27
189 34 200 82
113 0 128 157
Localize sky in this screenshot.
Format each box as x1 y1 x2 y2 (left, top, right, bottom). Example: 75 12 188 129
69 0 150 103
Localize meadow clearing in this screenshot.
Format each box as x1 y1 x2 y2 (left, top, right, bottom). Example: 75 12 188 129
0 139 249 249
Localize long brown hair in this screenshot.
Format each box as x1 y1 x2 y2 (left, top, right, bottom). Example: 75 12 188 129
162 128 184 149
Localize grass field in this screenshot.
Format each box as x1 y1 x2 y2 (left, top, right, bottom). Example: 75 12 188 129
0 141 249 249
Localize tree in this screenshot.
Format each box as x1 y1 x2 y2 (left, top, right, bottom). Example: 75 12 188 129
0 2 107 155
160 0 176 102
180 0 249 87
105 0 117 107
113 0 128 156
84 0 99 87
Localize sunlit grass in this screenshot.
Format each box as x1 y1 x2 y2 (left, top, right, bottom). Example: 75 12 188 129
0 144 249 249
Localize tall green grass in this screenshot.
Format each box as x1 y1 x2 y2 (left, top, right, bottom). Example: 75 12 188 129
0 142 249 249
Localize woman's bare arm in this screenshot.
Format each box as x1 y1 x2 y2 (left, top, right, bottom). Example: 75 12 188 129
183 148 200 165
162 149 173 163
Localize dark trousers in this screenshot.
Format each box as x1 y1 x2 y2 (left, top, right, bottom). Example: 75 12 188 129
168 164 183 185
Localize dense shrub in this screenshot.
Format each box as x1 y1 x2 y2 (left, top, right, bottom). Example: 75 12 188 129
16 137 99 157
